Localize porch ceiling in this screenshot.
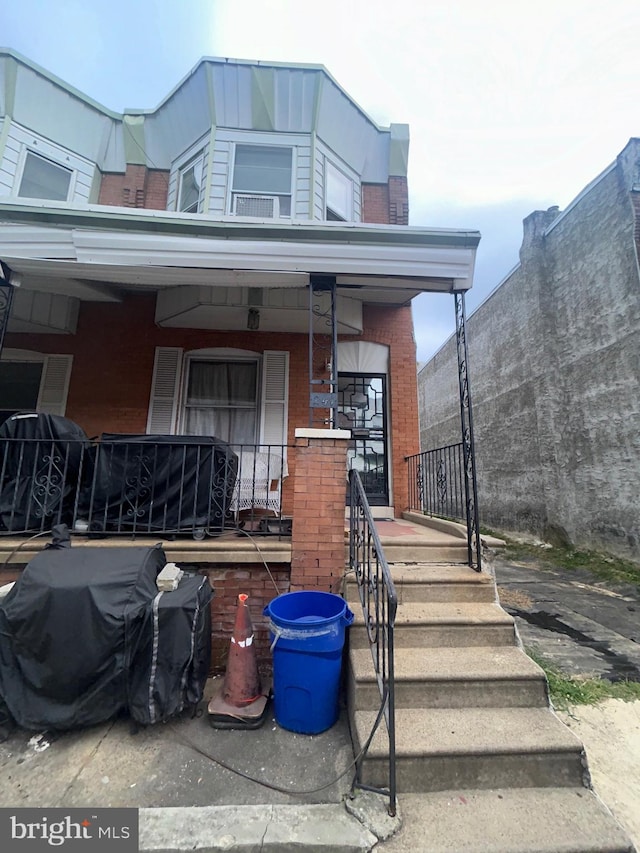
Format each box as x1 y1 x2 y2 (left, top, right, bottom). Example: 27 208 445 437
0 201 480 306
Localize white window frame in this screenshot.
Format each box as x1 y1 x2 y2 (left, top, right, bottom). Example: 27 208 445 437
15 147 77 203
0 349 73 418
177 151 205 214
325 159 354 221
178 350 262 444
229 142 294 218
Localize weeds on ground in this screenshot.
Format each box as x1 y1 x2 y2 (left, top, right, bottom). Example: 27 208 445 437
483 528 640 589
526 648 640 710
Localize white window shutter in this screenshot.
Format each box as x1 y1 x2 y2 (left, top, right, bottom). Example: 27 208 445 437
259 350 289 448
37 354 73 416
146 347 183 434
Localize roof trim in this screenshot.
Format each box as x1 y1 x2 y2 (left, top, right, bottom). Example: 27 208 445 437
0 200 481 249
0 48 122 119
0 47 399 137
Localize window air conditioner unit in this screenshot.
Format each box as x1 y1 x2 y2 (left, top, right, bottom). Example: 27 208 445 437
233 194 279 218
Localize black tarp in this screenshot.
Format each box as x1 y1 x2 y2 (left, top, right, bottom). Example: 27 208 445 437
0 412 90 533
81 434 238 535
0 543 212 731
128 573 213 725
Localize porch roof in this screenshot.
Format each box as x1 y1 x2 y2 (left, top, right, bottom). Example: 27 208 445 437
0 200 480 306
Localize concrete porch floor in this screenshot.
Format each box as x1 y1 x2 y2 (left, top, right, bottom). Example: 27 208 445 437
0 512 472 569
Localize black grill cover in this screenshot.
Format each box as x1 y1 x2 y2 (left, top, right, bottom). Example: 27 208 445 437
0 544 212 731
128 573 213 725
81 434 238 534
0 412 90 533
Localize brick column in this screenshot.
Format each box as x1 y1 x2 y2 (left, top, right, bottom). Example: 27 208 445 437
290 428 350 592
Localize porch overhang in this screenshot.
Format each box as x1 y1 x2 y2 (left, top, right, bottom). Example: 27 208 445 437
0 201 480 309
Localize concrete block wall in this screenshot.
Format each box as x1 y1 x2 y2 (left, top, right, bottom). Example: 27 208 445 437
418 142 640 561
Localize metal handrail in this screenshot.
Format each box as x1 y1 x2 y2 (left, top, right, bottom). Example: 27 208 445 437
348 468 397 816
406 443 481 570
0 435 291 539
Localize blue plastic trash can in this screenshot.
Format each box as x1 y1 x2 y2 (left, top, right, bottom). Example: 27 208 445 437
264 590 354 734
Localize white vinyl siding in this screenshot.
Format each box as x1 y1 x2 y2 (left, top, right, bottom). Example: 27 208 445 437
209 139 231 216
0 121 95 203
146 347 289 446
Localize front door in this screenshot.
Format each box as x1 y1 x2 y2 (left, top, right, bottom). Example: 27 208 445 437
338 373 389 505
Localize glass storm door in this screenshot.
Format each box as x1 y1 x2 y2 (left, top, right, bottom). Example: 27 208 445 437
338 373 388 505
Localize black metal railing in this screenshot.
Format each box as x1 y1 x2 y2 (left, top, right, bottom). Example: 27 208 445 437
348 468 397 816
406 442 481 570
406 443 465 522
0 435 291 539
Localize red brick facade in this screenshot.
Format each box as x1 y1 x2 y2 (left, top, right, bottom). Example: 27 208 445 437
289 432 350 593
98 166 169 209
362 177 409 226
5 297 419 515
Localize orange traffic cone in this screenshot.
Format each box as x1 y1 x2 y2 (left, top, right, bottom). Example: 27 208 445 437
208 594 270 729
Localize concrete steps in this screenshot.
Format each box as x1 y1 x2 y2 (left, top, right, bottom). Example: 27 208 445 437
350 601 516 648
378 788 635 853
352 706 586 792
346 544 634 851
348 645 549 709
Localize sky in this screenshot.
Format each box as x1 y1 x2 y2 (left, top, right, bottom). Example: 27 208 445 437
2 0 640 360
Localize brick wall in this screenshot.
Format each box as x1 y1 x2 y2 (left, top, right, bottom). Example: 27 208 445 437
206 564 290 671
362 177 409 225
362 184 391 223
6 295 418 511
289 432 349 592
388 176 409 225
98 166 169 209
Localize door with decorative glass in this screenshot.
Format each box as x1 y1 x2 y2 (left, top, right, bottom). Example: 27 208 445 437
338 373 388 505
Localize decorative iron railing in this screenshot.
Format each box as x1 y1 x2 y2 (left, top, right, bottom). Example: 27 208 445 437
406 443 481 570
348 468 397 816
406 443 465 522
0 434 291 539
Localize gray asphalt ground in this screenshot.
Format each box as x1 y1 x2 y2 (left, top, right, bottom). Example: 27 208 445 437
493 551 640 681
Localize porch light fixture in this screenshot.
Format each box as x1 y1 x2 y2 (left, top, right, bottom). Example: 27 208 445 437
247 308 260 330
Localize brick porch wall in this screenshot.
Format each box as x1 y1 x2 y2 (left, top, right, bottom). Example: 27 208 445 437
289 429 350 593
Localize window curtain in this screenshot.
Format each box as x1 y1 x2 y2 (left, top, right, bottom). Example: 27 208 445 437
184 361 257 444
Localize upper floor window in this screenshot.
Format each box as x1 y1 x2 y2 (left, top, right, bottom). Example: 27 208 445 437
178 153 204 213
18 151 72 202
231 144 292 217
325 161 353 221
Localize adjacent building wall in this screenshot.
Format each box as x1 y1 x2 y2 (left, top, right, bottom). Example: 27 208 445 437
418 140 640 560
